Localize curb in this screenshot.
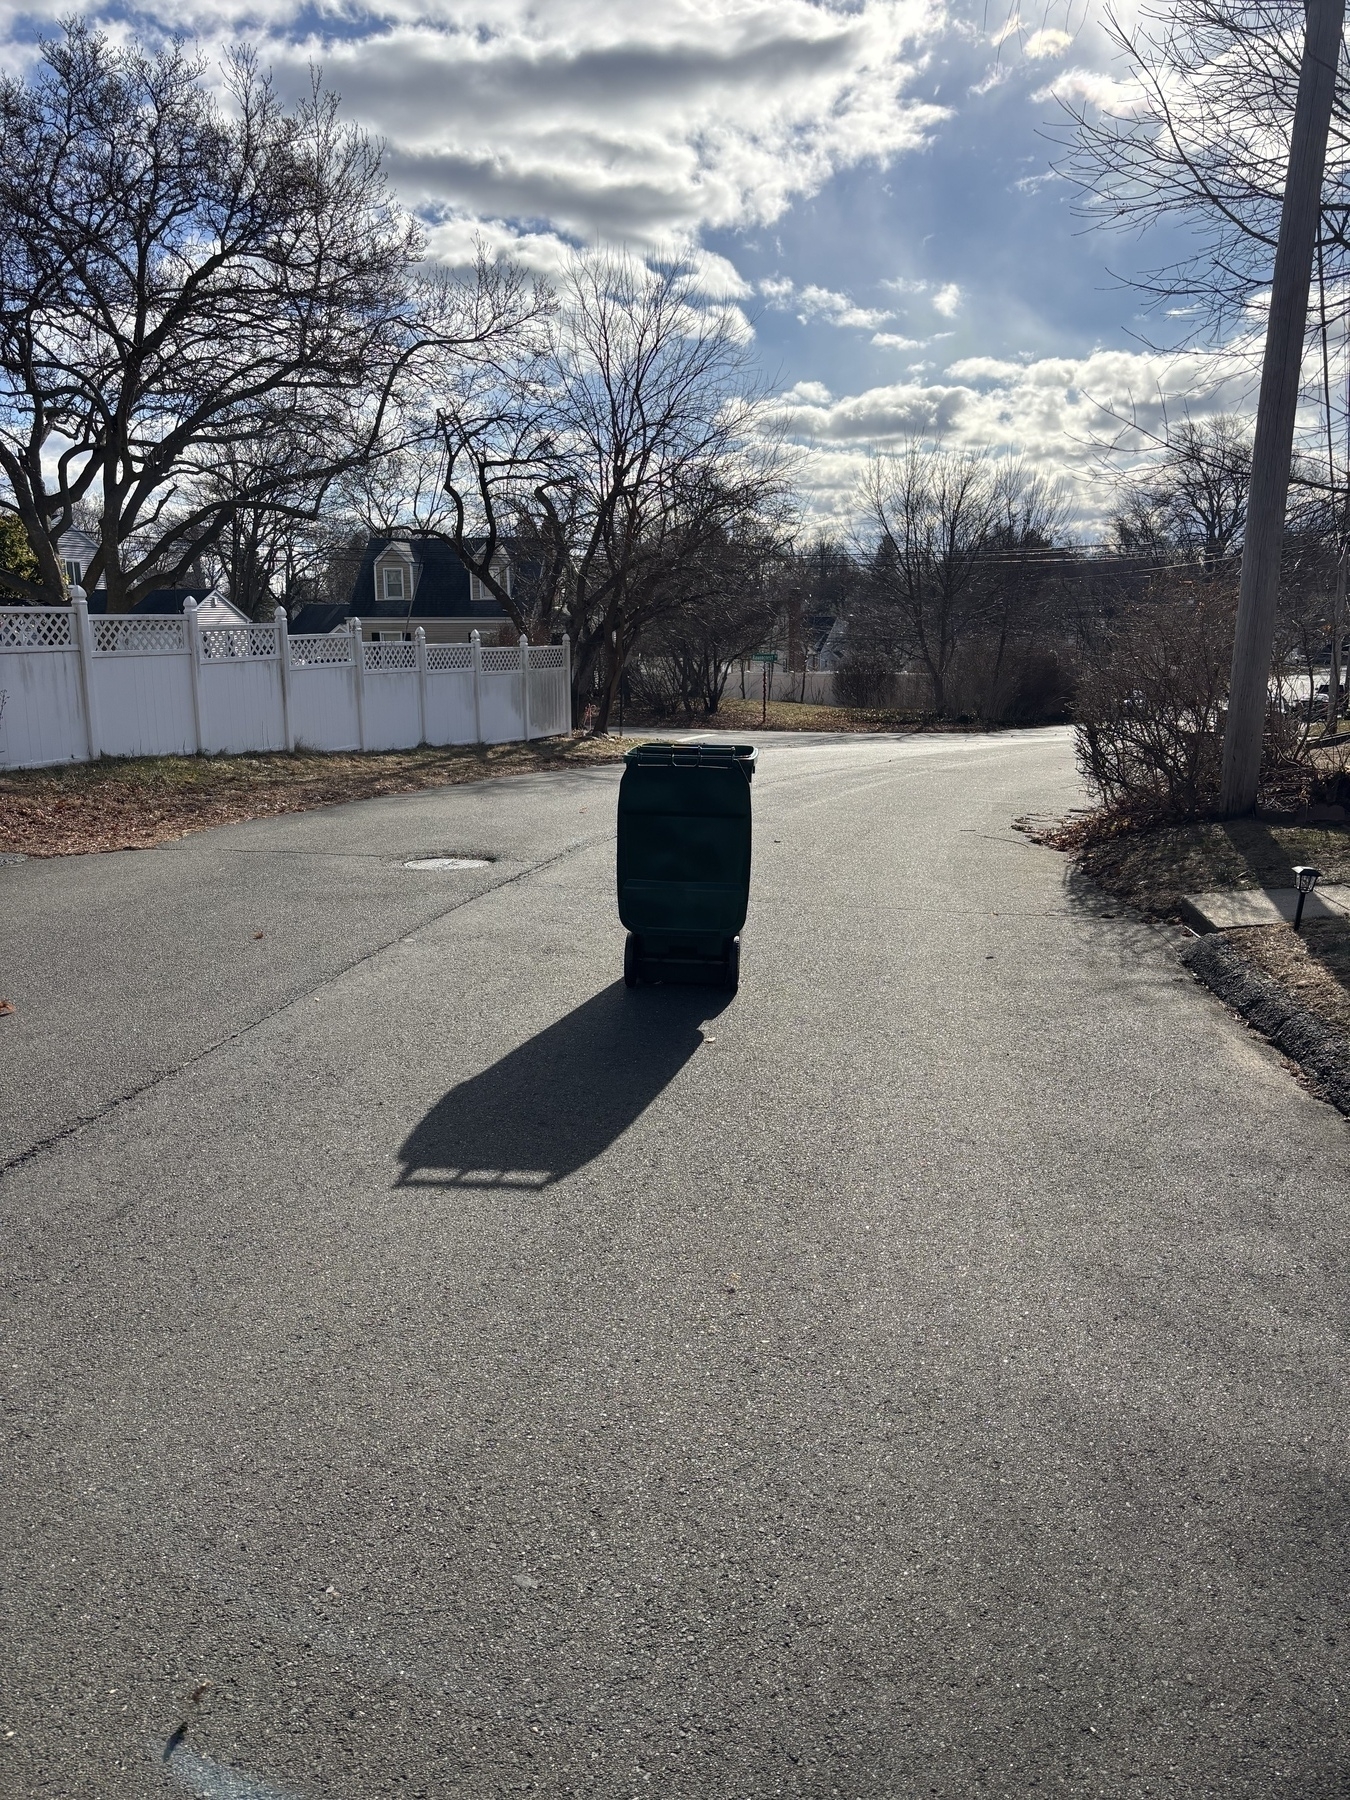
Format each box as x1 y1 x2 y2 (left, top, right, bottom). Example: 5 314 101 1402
1181 934 1350 1117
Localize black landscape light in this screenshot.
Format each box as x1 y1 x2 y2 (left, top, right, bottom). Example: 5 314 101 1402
1292 865 1322 931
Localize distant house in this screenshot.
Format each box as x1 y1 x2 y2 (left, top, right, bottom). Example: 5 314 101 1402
812 615 849 671
289 534 517 643
81 585 248 621
57 527 99 596
56 527 246 619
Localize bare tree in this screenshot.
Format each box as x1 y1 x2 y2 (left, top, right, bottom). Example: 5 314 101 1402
630 506 791 719
345 439 460 539
437 250 786 727
1059 0 1350 335
437 351 570 643
1109 415 1252 572
276 513 367 616
860 447 1003 714
0 24 530 609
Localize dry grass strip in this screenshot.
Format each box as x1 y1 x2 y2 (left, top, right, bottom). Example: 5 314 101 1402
0 737 638 857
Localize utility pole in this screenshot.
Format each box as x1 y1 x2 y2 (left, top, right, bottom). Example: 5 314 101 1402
1316 240 1345 735
1331 553 1346 732
1220 0 1346 814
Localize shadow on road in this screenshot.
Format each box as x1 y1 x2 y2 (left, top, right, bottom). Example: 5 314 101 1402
397 981 731 1189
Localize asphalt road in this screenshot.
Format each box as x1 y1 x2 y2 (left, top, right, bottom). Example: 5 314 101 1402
2 727 1348 1800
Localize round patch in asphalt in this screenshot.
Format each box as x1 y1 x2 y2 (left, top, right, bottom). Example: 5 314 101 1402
403 856 492 871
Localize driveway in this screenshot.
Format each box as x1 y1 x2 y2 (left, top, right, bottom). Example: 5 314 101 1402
1 727 1347 1797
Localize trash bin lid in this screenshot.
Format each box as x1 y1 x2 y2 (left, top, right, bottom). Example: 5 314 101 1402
623 741 757 779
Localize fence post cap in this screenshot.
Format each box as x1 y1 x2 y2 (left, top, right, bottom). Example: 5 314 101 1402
470 628 480 643
415 625 426 642
519 633 529 648
183 597 197 614
274 604 288 626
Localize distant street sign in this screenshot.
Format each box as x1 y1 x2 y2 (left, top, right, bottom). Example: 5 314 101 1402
750 651 778 665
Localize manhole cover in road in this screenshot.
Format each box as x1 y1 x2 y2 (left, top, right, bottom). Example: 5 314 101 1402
403 856 492 871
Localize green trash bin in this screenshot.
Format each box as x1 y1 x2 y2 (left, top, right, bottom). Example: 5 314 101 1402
617 741 757 991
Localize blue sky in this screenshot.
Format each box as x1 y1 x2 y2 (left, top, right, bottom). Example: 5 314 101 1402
0 0 1260 526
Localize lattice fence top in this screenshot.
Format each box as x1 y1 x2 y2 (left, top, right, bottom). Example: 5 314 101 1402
93 615 186 654
480 645 521 673
365 640 416 671
530 644 566 668
426 642 473 672
287 634 353 666
200 624 278 661
0 607 73 650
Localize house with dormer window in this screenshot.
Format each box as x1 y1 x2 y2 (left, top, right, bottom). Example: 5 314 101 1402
53 525 247 621
290 534 518 643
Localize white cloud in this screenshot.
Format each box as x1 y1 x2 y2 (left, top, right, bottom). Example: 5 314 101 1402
768 341 1261 524
1012 170 1062 194
784 379 833 404
968 66 1011 97
77 0 953 250
760 277 894 331
0 0 1248 538
423 215 578 278
797 284 894 329
686 250 754 301
931 282 962 317
1038 68 1149 115
1024 28 1073 59
881 274 961 317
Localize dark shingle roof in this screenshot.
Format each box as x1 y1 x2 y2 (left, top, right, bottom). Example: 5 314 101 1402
354 536 511 621
84 588 211 615
288 601 351 635
288 536 515 635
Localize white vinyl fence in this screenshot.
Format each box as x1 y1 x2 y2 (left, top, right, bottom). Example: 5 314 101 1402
766 665 837 705
0 598 572 770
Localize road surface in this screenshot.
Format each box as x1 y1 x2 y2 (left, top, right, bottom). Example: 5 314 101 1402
2 727 1347 1798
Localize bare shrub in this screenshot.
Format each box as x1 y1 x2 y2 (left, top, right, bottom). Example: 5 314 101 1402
940 640 1076 724
1074 582 1235 819
836 652 895 709
625 655 686 718
1001 647 1076 724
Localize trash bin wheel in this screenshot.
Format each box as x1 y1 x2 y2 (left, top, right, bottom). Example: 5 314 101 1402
724 935 741 993
624 933 640 988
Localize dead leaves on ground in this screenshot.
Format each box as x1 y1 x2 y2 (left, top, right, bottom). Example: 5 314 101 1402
0 739 633 858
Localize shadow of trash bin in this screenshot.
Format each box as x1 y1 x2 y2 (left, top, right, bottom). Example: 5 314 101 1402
397 981 731 1189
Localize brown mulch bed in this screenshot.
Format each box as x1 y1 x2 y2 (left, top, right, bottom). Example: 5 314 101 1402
1222 920 1350 1037
0 737 639 858
1022 812 1350 922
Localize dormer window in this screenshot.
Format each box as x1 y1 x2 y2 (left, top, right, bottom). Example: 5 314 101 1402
382 563 406 603
471 557 511 607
